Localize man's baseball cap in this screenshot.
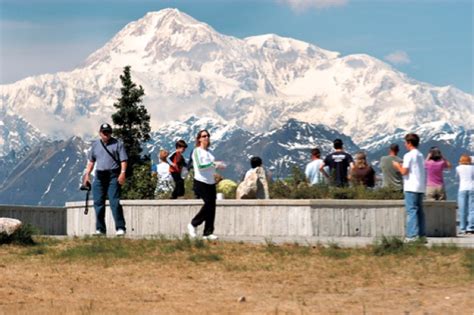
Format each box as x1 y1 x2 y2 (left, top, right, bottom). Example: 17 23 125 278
99 123 113 133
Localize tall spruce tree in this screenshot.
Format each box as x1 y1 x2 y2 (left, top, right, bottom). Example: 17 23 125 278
112 65 155 199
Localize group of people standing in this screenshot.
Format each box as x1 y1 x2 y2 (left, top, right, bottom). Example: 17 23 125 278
304 135 474 239
83 123 473 240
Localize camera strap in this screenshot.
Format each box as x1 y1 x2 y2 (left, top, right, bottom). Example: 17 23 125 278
100 140 121 166
84 190 90 215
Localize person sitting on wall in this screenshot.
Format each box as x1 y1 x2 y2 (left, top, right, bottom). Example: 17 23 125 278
236 156 270 199
425 146 451 201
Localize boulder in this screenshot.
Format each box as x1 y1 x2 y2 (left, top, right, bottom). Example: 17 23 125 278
0 218 22 235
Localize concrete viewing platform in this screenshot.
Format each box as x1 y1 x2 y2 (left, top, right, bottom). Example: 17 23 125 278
1 200 473 248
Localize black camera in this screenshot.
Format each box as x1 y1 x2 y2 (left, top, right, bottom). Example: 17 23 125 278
80 181 91 191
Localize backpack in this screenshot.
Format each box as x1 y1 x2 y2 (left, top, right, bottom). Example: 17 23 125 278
236 170 258 199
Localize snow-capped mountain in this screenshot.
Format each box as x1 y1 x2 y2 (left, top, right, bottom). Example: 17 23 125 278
0 137 88 206
0 118 359 205
0 116 470 206
146 116 359 180
1 8 472 156
0 112 45 156
0 8 472 205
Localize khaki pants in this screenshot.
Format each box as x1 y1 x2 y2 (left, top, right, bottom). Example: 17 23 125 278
426 186 446 201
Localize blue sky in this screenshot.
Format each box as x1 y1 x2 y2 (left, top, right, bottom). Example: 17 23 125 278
0 0 472 93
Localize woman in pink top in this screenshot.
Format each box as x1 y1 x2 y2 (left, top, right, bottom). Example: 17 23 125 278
425 147 451 200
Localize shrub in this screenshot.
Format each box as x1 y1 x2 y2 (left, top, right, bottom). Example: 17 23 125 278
372 236 405 256
217 179 238 199
0 224 37 246
122 161 156 199
372 236 428 256
269 167 404 200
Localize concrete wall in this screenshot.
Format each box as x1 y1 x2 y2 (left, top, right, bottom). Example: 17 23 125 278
65 200 457 238
0 204 66 235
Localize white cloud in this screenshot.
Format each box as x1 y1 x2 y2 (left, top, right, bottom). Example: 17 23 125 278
384 50 411 65
278 0 349 12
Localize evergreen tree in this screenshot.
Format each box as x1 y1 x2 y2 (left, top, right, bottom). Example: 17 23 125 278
119 161 157 199
111 65 154 199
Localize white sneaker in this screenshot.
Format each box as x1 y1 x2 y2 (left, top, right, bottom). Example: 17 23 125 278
187 223 197 238
116 229 126 236
94 230 104 236
203 234 218 241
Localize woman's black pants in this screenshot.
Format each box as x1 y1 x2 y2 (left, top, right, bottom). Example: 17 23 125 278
191 180 216 236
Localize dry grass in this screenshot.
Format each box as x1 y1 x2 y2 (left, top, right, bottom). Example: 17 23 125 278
0 237 473 314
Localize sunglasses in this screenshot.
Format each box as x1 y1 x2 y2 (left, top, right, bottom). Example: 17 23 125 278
200 134 210 138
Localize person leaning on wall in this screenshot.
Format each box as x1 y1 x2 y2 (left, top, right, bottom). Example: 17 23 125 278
424 146 451 201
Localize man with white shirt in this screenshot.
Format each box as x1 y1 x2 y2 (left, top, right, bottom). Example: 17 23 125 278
393 133 426 241
305 148 324 185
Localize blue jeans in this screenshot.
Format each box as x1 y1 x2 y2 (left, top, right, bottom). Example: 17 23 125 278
93 170 126 233
404 192 426 238
458 190 474 232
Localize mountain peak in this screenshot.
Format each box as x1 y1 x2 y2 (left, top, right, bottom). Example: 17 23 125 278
84 8 219 69
141 8 204 30
2 9 473 152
